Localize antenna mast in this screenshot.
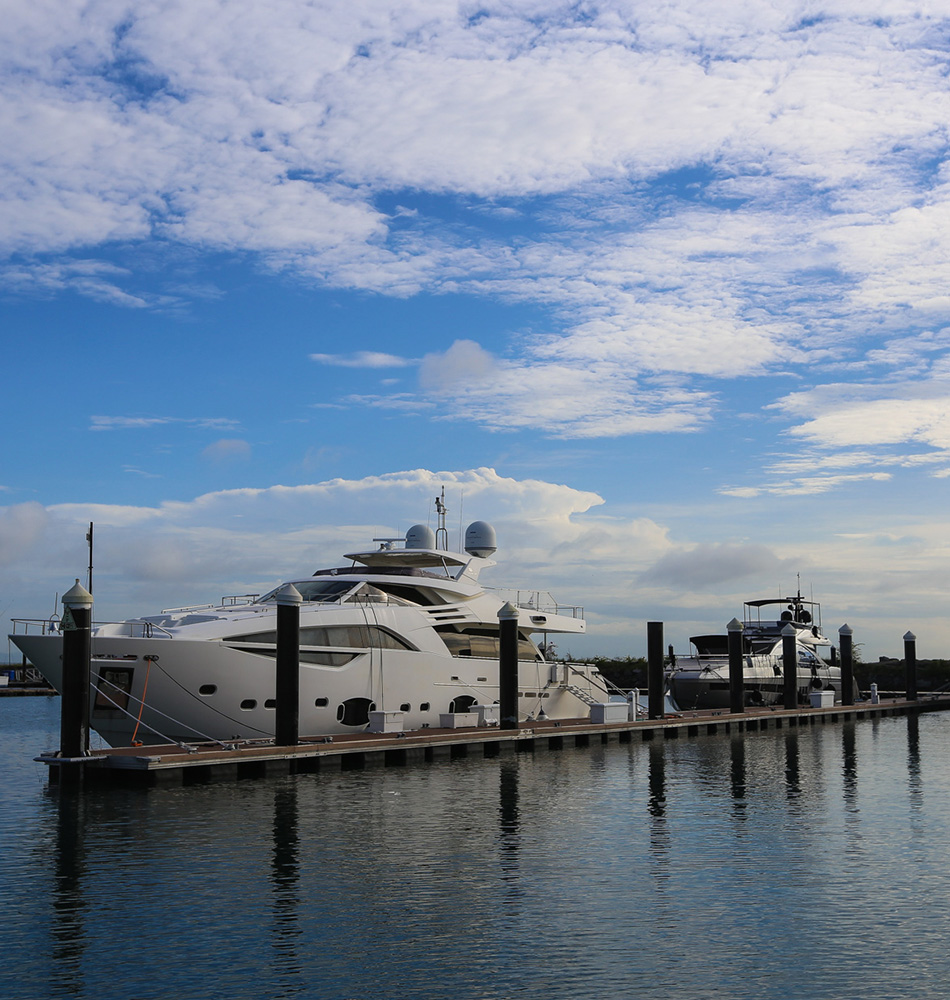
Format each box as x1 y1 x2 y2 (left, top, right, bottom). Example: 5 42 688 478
86 522 94 594
434 487 448 550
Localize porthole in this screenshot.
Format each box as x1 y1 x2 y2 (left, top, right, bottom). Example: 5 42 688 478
477 677 487 682
264 699 276 709
240 699 257 710
315 697 329 708
400 703 411 712
199 684 217 696
420 702 430 712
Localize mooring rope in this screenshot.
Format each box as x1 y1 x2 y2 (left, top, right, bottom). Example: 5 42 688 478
143 655 272 738
128 655 155 745
91 675 229 750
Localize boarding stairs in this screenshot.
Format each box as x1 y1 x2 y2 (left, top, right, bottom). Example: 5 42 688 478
562 683 601 706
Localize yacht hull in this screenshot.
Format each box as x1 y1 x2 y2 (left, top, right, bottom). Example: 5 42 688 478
669 658 841 710
11 632 603 747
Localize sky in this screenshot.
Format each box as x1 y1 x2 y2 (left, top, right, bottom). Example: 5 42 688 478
3 0 950 662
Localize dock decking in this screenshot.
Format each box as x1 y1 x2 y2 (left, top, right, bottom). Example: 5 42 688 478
38 694 950 787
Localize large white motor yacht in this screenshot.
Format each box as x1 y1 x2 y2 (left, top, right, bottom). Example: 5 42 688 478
10 518 606 747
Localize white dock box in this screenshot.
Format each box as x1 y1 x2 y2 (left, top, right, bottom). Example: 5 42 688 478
368 710 405 733
590 702 630 724
809 689 835 708
439 712 479 729
474 703 500 727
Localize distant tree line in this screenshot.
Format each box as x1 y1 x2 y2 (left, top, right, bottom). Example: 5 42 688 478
588 655 950 695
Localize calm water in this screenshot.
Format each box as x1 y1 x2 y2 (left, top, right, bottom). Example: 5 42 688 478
3 698 950 1000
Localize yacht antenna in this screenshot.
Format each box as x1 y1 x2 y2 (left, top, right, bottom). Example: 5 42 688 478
434 487 448 550
86 522 94 594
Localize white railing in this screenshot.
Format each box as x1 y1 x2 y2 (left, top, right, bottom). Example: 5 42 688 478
486 588 584 619
10 618 61 636
10 618 174 639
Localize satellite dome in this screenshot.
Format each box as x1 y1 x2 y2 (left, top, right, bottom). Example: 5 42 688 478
464 520 497 557
405 524 436 549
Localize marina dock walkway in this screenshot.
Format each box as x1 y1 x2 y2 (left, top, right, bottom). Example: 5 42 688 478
38 693 950 786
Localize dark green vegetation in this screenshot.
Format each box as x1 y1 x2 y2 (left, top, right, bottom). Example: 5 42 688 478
856 659 950 693
589 657 648 690
591 657 950 695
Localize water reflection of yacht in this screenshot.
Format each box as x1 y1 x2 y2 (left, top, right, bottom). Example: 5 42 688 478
10 518 609 747
668 593 842 710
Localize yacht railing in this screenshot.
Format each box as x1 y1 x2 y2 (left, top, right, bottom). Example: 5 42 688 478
159 595 260 614
10 618 62 636
485 588 584 619
10 618 174 639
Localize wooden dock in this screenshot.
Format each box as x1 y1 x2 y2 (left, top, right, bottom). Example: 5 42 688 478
37 693 950 787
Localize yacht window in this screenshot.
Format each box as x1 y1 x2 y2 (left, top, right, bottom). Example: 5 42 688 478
345 583 416 607
199 684 217 696
240 699 257 710
365 582 438 606
315 697 329 707
436 628 540 661
256 581 355 604
400 703 411 712
336 698 375 727
420 702 430 712
229 625 414 651
301 651 357 666
264 699 276 709
231 646 357 667
93 668 133 713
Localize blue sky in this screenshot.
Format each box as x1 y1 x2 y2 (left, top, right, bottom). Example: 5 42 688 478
4 0 950 660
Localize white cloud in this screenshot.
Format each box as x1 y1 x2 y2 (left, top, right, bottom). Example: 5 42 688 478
0 502 49 567
5 468 950 657
774 381 950 449
311 351 414 368
640 543 797 589
719 472 892 498
5 0 950 446
90 415 240 431
418 340 497 390
201 438 252 462
364 353 715 438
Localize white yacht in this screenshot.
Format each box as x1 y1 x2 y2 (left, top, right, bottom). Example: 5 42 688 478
10 517 607 747
668 593 843 710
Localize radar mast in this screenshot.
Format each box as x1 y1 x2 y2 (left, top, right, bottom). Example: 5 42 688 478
434 487 448 550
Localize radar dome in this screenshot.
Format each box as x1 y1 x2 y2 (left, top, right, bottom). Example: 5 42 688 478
465 520 497 557
405 524 436 549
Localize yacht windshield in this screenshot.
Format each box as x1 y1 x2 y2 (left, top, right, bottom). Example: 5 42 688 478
256 581 355 604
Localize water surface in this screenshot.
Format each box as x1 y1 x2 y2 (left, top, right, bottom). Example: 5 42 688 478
3 697 949 999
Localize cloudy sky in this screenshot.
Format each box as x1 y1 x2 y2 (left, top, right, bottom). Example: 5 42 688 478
4 0 950 660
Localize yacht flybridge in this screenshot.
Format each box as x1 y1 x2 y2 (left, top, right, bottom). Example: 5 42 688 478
10 517 605 747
